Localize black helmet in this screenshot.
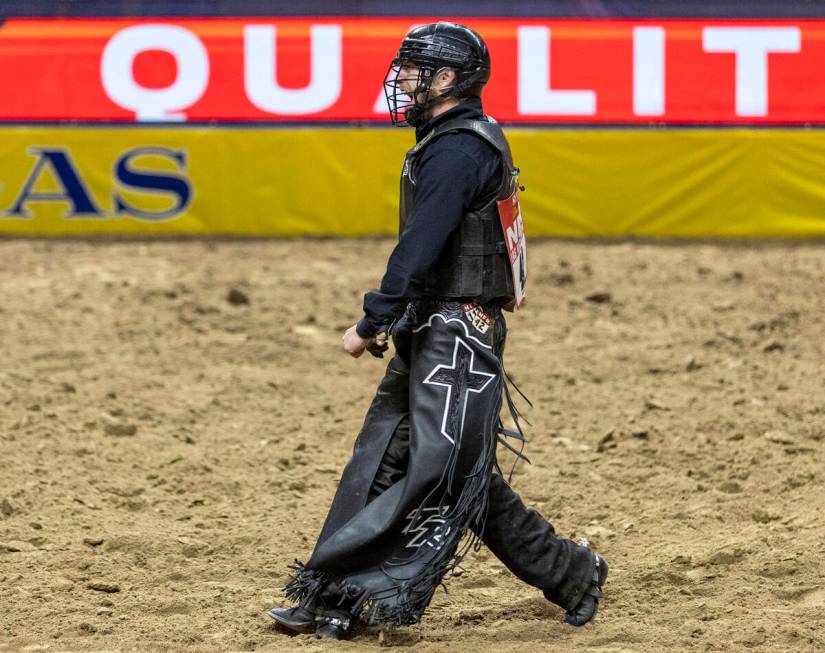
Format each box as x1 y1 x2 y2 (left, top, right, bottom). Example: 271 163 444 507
384 22 491 126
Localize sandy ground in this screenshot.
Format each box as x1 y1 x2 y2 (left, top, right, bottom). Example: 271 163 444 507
0 238 823 653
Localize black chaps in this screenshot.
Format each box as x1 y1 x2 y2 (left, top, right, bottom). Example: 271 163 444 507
367 304 595 611
289 301 596 625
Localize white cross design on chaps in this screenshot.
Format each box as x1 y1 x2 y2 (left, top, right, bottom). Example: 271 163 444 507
423 336 496 444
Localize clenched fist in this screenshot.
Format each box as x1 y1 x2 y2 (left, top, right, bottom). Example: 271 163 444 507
342 324 370 358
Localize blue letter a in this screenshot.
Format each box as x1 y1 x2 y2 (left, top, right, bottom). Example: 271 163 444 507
8 148 103 218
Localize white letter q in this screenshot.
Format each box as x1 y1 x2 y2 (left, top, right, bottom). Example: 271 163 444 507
101 24 209 121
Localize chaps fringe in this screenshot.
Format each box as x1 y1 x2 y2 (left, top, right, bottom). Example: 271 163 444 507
283 561 331 607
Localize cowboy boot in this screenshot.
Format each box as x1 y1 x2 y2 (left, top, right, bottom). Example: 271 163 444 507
563 553 608 627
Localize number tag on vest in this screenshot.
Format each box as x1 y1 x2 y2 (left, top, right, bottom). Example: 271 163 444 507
497 186 527 309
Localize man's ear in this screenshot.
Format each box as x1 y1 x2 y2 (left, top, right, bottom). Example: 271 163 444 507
434 67 456 88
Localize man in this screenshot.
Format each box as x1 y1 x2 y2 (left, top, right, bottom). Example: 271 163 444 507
268 22 608 640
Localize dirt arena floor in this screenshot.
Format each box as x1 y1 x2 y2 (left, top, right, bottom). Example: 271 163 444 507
1 238 823 653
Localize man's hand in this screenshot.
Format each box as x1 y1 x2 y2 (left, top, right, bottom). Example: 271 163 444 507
342 324 370 358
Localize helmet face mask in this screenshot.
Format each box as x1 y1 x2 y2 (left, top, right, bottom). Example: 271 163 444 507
384 61 448 127
384 22 491 127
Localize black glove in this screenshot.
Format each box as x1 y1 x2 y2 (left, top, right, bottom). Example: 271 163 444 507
366 331 389 358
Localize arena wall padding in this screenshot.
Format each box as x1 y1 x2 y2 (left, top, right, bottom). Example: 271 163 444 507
2 127 824 238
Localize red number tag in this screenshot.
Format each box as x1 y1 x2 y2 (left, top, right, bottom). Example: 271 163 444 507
497 185 527 309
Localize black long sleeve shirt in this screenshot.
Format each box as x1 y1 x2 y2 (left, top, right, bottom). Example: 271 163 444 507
356 98 502 338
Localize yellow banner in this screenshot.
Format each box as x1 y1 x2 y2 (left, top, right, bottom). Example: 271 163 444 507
1 127 824 237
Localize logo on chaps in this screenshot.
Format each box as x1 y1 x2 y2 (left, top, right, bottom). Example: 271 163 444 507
423 336 496 444
462 302 493 334
403 506 451 550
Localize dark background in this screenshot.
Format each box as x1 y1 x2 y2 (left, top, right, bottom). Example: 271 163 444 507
3 0 825 18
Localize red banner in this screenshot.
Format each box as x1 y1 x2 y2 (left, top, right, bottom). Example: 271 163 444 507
1 18 824 123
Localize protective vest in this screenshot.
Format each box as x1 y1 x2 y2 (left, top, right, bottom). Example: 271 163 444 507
399 116 518 305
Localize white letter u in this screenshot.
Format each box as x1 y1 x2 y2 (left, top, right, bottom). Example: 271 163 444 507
244 24 342 115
